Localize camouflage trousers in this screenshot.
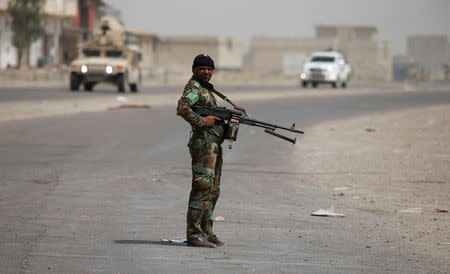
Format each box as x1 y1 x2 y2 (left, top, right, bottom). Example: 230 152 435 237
186 138 223 241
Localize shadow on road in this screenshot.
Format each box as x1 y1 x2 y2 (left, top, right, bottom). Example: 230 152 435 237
114 240 186 247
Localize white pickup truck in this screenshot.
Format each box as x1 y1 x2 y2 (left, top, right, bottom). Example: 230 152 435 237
300 51 351 88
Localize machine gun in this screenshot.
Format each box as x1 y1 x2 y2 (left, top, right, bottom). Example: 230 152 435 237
193 106 304 149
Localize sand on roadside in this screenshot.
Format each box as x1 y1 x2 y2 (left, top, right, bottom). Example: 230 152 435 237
294 104 450 270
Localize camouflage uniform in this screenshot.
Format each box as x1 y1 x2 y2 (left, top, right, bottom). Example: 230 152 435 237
176 77 224 242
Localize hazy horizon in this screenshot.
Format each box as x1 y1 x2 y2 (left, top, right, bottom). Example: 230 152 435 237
104 0 450 55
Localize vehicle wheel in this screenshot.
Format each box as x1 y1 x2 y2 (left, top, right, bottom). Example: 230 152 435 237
84 82 94 91
312 82 318 88
117 73 128 93
70 72 80 91
130 72 142 93
331 82 337 88
301 81 308 88
341 81 347 88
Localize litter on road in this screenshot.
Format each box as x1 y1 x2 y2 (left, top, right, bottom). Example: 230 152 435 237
311 206 345 217
435 208 448 213
107 104 151 111
214 216 225 221
329 192 344 196
334 186 352 191
397 208 423 213
160 238 186 244
116 96 128 102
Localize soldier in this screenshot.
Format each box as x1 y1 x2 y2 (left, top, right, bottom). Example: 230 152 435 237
177 54 245 248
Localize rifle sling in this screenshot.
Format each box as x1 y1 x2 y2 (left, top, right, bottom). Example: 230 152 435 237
211 89 238 109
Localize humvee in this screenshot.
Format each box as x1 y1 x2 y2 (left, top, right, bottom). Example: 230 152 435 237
69 16 142 92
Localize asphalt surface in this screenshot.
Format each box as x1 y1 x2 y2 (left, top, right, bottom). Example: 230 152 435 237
1 84 450 273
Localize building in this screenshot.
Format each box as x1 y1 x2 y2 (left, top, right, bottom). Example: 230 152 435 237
0 0 78 68
407 35 449 80
125 27 159 71
156 35 243 73
61 0 103 65
249 25 392 81
0 0 10 67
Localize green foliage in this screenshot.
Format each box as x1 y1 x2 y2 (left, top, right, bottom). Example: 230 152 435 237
7 0 45 65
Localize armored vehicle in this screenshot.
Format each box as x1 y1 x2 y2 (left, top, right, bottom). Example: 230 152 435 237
70 16 142 92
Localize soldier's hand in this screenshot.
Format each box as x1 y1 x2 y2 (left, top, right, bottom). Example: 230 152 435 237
204 116 220 127
231 114 240 123
234 105 246 113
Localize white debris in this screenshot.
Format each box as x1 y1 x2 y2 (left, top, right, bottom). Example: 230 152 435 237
116 96 128 103
334 186 352 191
311 206 345 217
160 238 186 244
398 207 423 213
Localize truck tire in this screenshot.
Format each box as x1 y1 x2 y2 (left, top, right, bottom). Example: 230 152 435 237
130 72 142 93
70 72 80 91
341 81 347 88
117 73 128 93
84 82 94 91
331 82 337 88
130 80 141 93
312 82 318 88
301 81 308 88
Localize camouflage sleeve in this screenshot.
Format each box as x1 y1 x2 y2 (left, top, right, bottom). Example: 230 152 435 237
176 88 206 127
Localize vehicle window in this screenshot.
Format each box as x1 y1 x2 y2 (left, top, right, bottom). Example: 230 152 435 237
82 49 100 57
106 50 126 58
310 56 335 62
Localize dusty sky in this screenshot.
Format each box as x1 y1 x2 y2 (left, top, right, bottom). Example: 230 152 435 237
104 0 450 55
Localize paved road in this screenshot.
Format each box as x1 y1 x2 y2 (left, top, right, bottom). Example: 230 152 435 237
1 85 449 273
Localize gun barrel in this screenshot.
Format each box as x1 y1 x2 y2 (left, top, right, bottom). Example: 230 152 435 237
242 117 304 134
264 129 296 144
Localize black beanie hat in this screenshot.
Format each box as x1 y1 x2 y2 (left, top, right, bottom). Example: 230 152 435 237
192 54 215 69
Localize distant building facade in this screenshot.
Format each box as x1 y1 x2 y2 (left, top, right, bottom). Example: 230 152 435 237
125 27 159 71
61 0 103 65
0 0 78 68
156 36 243 73
249 25 392 81
407 35 449 80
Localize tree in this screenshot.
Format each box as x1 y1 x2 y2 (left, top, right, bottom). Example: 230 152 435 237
8 0 45 68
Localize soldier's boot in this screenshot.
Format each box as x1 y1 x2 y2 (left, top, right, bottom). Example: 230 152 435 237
187 236 215 248
207 234 225 246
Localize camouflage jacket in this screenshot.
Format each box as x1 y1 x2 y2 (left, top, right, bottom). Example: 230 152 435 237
177 77 224 142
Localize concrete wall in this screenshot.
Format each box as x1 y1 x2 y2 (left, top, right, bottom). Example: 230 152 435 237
408 35 449 79
124 28 159 70
345 40 392 81
44 18 63 66
156 35 242 73
217 37 243 70
45 0 78 18
157 36 219 72
0 14 18 68
138 36 157 69
0 0 77 68
248 25 393 81
249 37 335 75
316 25 378 41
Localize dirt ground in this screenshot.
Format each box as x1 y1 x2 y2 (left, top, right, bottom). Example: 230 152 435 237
295 104 450 271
